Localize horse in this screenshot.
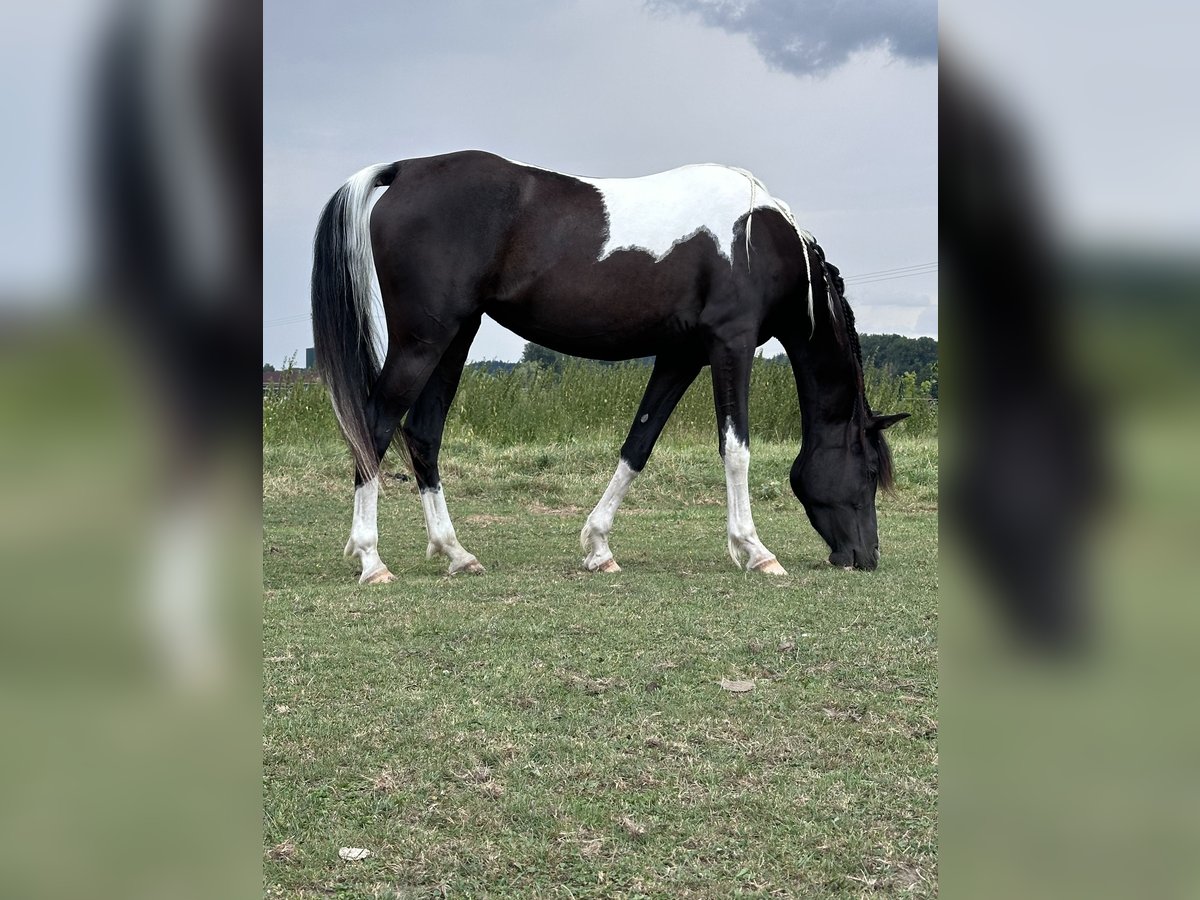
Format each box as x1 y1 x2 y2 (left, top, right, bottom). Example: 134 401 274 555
311 150 908 583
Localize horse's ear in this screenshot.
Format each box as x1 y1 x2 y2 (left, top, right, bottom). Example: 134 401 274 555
869 412 910 431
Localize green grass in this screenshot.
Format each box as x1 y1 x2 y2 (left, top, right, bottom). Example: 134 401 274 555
263 432 937 898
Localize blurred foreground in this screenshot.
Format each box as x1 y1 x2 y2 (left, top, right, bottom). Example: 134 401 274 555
1 1 261 898
941 7 1200 897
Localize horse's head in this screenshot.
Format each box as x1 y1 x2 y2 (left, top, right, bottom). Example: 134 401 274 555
790 412 909 570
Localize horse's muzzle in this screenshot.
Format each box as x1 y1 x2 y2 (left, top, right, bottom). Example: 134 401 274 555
829 545 880 571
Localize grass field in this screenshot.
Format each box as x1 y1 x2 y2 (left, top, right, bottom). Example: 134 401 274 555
263 404 938 899
263 359 938 449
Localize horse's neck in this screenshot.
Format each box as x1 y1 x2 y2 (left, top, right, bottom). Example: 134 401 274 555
783 330 863 436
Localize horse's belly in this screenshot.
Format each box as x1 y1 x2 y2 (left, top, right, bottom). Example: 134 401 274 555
486 264 702 360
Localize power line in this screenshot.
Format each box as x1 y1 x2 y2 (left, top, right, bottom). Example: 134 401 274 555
842 261 938 281
843 264 938 286
847 272 938 286
844 267 938 284
844 268 938 287
263 313 313 328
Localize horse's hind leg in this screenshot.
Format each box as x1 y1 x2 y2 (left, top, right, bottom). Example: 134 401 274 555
346 471 394 584
344 332 459 584
582 356 701 572
402 316 484 575
710 339 787 575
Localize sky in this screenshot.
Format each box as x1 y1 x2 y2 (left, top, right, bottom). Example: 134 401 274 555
263 0 938 365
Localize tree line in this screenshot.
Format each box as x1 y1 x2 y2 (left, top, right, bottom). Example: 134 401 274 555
470 335 938 397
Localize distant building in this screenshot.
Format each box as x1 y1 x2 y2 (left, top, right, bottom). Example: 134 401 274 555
305 347 316 369
263 368 320 393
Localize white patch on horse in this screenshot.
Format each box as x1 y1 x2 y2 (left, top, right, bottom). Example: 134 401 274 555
344 476 391 583
419 485 482 574
722 420 787 574
576 165 788 264
581 459 638 572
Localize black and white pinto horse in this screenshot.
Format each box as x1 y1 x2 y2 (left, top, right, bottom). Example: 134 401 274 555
312 151 907 583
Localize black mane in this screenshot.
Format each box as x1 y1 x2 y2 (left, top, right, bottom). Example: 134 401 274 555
823 259 897 492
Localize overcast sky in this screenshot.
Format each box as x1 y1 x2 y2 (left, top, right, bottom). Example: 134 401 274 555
263 0 938 365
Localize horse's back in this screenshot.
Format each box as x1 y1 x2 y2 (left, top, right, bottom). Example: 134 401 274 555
372 152 793 265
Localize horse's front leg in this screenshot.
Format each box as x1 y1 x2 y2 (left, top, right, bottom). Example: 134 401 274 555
582 356 701 572
710 339 788 575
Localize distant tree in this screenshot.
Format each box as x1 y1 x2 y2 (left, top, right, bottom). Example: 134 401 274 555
519 343 654 370
520 343 568 371
466 359 519 375
263 362 276 373
859 334 938 398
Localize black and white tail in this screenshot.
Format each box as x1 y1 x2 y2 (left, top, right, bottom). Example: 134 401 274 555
310 162 398 478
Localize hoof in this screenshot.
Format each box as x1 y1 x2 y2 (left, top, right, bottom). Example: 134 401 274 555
584 556 621 573
450 558 485 576
361 566 395 585
751 557 788 576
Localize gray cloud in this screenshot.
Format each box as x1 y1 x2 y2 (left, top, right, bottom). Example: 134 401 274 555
648 0 937 77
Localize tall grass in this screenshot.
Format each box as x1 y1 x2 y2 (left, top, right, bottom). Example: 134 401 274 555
263 358 937 449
